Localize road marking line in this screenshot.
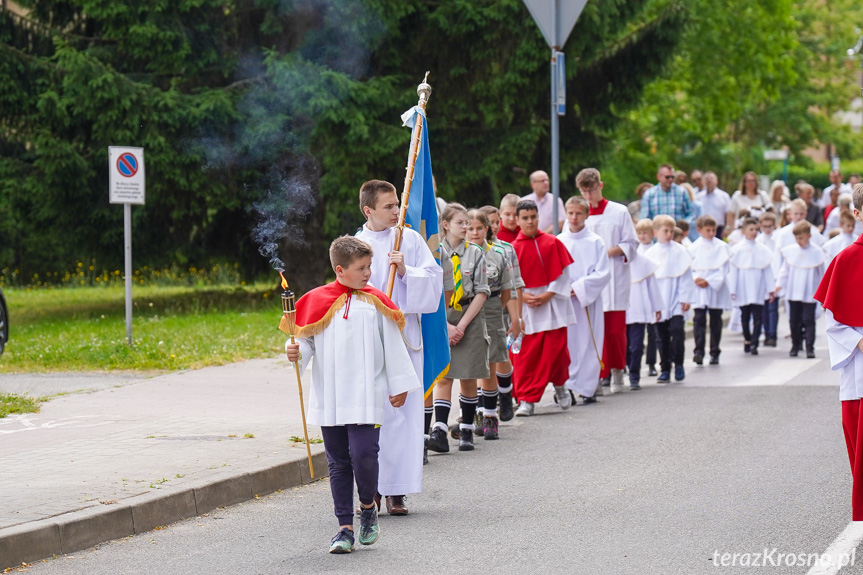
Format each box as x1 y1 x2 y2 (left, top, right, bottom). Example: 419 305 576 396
807 521 863 575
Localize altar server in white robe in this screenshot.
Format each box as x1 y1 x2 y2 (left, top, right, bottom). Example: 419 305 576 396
625 251 663 390
286 236 420 551
645 215 695 382
824 210 858 263
688 215 732 365
776 221 828 358
756 212 782 347
728 217 776 355
558 196 611 399
355 179 442 515
814 204 863 520
575 168 639 391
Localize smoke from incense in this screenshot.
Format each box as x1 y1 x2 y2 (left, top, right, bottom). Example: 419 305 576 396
252 159 316 271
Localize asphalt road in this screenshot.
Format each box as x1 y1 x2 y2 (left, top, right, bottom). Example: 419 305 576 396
16 325 863 575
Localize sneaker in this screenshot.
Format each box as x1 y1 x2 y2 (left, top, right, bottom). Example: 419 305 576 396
790 348 799 358
674 365 685 382
709 356 719 365
358 506 379 545
765 338 777 347
630 380 641 391
595 383 605 397
693 353 704 365
458 428 475 451
499 392 514 421
483 416 499 440
750 347 759 356
474 412 485 436
807 350 816 359
600 377 611 387
426 427 449 453
515 401 534 417
648 366 658 376
553 385 572 410
329 528 355 554
657 371 671 383
581 395 597 404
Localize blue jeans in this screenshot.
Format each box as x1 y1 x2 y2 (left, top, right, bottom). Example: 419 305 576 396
762 298 779 340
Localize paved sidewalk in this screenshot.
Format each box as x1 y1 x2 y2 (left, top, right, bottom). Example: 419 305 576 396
0 358 326 570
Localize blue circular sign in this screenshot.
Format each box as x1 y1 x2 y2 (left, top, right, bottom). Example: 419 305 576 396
117 153 138 178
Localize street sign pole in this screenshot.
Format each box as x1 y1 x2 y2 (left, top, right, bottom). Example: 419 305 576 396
550 0 560 233
109 146 145 346
523 0 588 234
124 203 133 345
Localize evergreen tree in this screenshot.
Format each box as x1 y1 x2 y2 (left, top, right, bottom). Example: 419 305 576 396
0 0 683 283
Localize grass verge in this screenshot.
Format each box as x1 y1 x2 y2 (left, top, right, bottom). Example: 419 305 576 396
0 393 41 418
0 284 286 372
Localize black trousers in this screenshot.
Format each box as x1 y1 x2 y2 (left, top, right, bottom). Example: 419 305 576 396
646 323 657 366
693 308 723 358
657 315 685 371
627 323 647 383
740 304 764 349
788 301 817 352
322 424 380 526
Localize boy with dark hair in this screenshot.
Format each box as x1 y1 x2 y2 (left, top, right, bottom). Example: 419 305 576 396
729 217 775 355
688 215 731 364
511 200 576 415
286 236 420 553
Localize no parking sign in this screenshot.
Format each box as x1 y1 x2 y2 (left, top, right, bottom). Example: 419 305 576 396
109 146 145 205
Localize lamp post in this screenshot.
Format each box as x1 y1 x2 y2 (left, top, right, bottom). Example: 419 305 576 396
848 28 863 134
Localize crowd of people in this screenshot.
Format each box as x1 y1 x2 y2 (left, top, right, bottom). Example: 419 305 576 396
285 167 863 553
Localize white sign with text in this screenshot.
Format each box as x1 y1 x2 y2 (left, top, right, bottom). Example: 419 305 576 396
109 146 145 205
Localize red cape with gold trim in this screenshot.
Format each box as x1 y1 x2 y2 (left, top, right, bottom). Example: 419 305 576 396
279 280 405 338
512 230 574 289
814 235 863 327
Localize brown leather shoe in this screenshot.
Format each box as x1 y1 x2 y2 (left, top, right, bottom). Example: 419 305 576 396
385 495 408 515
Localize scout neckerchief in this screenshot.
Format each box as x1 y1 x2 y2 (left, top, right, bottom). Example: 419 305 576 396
450 241 467 311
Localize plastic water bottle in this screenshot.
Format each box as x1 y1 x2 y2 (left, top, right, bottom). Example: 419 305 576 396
507 333 523 355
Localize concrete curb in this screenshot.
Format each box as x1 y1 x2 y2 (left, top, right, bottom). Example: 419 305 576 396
0 450 328 570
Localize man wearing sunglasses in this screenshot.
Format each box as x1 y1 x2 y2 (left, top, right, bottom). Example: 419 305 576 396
641 164 693 223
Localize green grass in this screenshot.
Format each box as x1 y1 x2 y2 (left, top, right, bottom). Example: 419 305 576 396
0 393 42 417
0 284 287 373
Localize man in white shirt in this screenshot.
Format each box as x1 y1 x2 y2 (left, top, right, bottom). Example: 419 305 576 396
820 170 853 209
523 170 566 234
695 172 731 238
